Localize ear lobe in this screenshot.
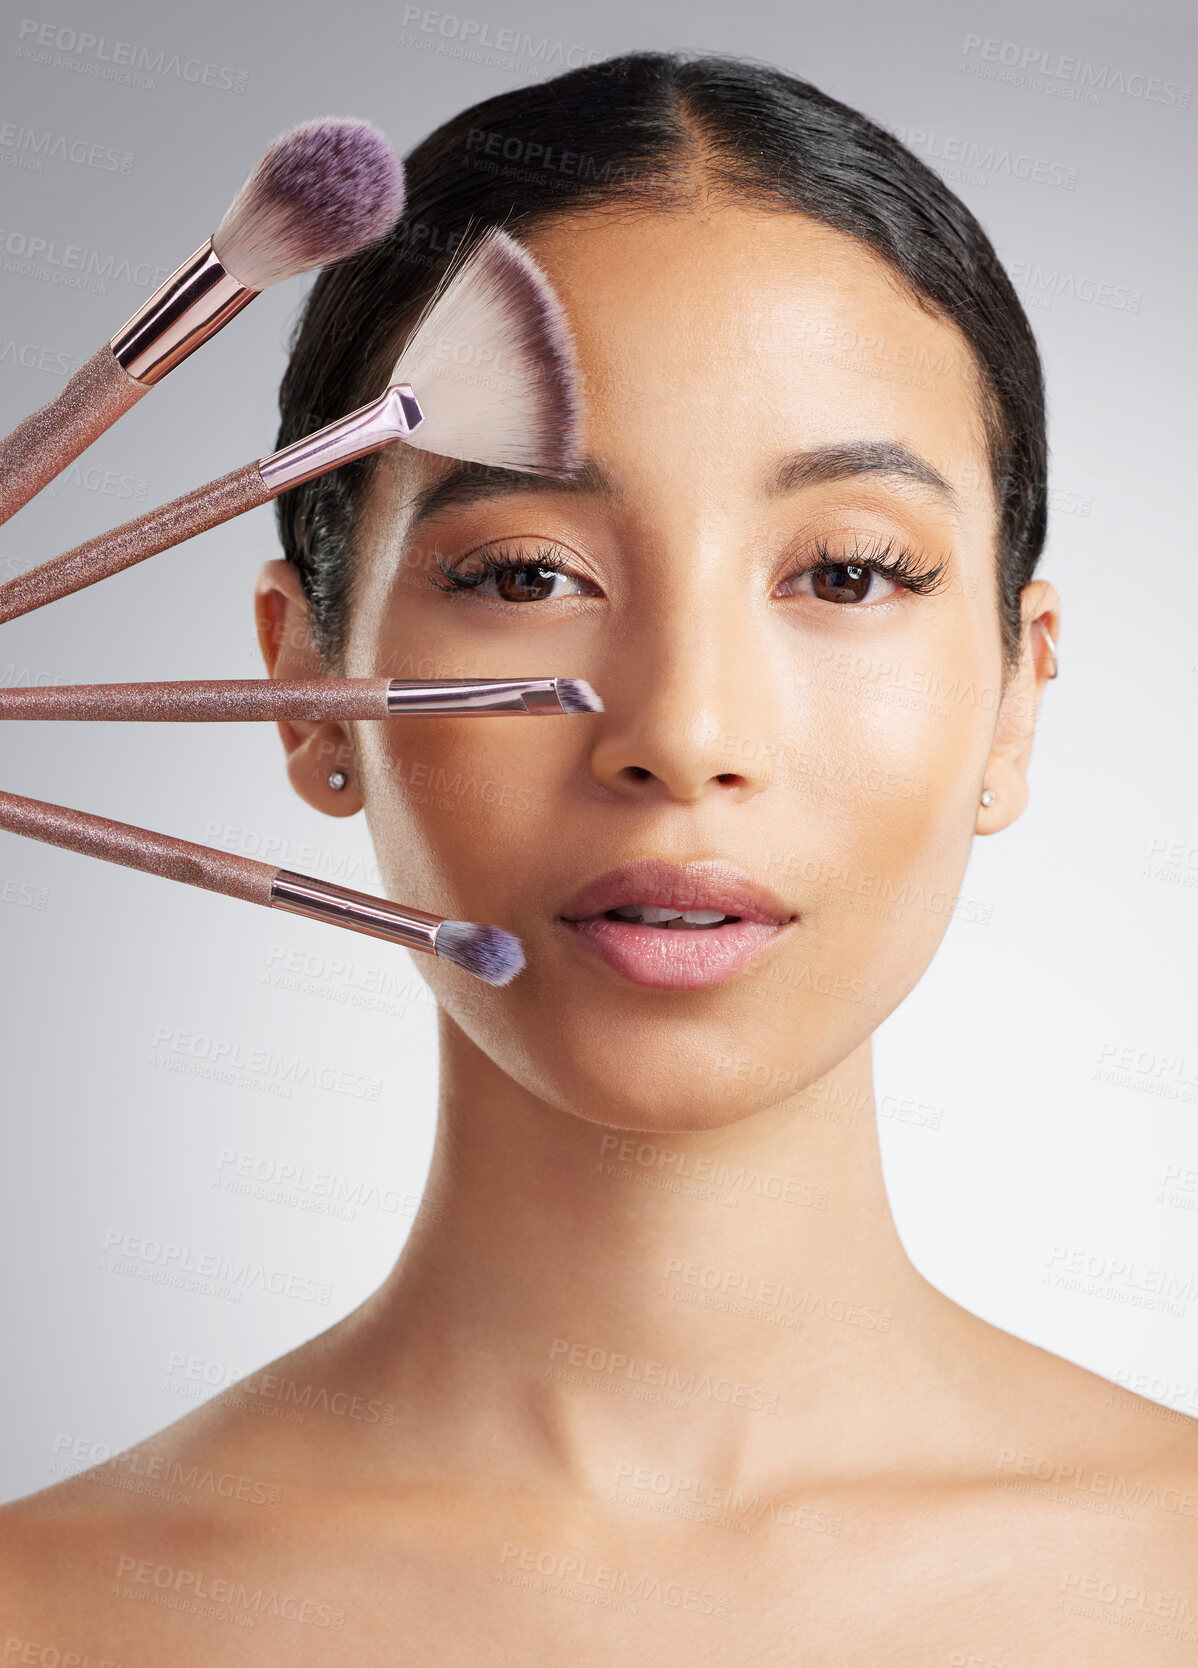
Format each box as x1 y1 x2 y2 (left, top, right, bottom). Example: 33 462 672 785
287 721 363 817
976 767 1028 834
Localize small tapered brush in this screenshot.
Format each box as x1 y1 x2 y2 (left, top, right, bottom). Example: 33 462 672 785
0 227 582 623
0 677 603 721
0 789 524 986
0 118 405 528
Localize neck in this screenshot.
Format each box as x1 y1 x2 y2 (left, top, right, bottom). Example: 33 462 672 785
359 1013 953 1492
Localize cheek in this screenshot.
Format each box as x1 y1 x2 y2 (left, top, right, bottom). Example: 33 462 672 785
788 636 995 826
766 648 995 1007
355 716 565 911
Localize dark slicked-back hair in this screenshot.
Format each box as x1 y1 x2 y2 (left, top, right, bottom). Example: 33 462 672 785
277 52 1046 673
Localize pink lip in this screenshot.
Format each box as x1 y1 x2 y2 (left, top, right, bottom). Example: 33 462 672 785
558 858 795 991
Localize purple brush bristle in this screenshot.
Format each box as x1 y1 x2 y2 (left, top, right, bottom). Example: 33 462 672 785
254 119 404 254
555 679 603 714
214 117 404 289
434 920 526 986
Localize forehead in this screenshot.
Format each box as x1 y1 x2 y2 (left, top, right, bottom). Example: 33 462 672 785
519 204 988 490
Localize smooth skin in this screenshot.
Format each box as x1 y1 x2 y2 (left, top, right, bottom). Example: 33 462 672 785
2 198 1195 1665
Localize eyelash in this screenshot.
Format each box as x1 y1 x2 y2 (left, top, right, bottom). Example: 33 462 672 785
429 536 949 604
430 544 576 596
786 536 950 600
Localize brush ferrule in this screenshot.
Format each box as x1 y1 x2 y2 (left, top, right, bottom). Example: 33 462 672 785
258 385 424 495
269 870 441 953
110 240 256 386
384 677 566 715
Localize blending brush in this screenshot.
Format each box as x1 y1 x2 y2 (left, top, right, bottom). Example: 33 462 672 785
0 676 603 721
0 227 581 623
0 118 405 527
0 788 524 986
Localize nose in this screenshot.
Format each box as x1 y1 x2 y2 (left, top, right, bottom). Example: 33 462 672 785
587 613 778 804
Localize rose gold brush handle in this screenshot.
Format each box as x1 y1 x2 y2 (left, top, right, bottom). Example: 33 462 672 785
0 462 272 623
0 384 422 625
0 788 443 954
0 243 255 531
0 679 392 722
0 348 147 528
0 787 275 905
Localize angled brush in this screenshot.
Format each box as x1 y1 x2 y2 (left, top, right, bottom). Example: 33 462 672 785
0 676 603 721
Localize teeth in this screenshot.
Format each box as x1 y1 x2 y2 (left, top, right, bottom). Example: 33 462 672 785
609 905 732 927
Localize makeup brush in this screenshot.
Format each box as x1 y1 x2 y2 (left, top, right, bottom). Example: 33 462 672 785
0 788 524 986
0 118 405 528
0 677 603 721
0 227 581 623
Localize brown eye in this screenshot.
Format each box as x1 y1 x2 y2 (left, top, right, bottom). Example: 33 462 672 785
811 563 875 604
778 560 904 606
432 546 598 603
495 565 566 602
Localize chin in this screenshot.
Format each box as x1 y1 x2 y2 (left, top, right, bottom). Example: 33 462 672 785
469 998 852 1133
565 1082 777 1135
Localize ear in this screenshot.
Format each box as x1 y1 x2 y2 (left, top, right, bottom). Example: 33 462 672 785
252 559 362 818
977 578 1060 834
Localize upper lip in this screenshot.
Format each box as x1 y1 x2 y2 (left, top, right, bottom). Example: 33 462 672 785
559 858 795 925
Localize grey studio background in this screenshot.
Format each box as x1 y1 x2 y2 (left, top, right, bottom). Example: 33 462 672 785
1 0 1195 1505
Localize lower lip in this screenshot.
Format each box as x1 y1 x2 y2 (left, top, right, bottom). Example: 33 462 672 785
562 916 782 990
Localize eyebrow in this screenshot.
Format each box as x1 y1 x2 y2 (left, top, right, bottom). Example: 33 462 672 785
404 438 956 531
768 440 957 505
406 456 616 532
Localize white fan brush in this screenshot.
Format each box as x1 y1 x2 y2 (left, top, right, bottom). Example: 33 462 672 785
391 226 581 473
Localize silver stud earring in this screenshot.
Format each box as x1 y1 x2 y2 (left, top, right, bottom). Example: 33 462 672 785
980 788 996 807
328 770 348 791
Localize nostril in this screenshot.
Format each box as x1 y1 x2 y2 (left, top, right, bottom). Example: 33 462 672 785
716 773 741 786
625 766 653 782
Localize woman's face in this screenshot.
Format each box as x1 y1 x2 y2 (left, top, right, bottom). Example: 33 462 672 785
290 204 1052 1131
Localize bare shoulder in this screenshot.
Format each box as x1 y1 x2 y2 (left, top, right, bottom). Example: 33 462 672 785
985 1307 1198 1470
941 1296 1198 1569
0 1321 370 1643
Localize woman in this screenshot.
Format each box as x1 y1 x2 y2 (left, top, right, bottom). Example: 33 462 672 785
3 52 1194 1663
